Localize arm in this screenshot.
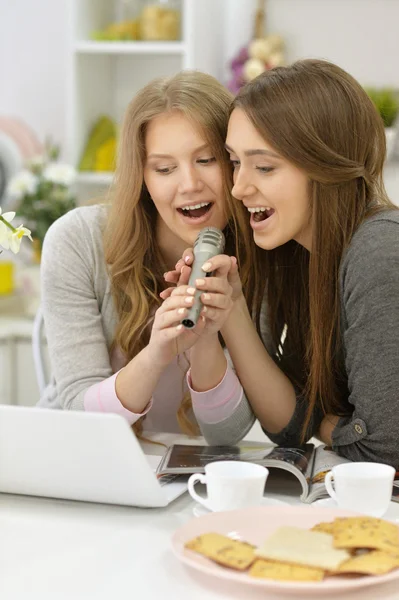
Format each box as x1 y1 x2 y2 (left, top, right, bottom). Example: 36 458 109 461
164 253 309 444
42 208 220 420
189 346 255 445
319 414 340 445
164 257 255 444
189 334 227 392
40 208 148 422
330 218 399 465
221 294 298 435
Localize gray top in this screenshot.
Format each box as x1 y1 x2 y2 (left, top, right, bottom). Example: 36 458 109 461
263 210 399 467
38 204 255 445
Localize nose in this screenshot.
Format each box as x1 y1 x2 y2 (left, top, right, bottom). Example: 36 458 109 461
231 167 256 201
178 165 203 194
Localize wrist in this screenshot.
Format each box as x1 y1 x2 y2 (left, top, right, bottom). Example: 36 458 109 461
190 331 221 358
189 335 227 392
143 343 171 373
222 293 250 334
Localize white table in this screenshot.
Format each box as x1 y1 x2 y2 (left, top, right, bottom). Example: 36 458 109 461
2 435 399 600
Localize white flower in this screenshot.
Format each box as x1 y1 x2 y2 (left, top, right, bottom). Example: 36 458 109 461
0 208 14 251
43 163 76 187
7 170 38 200
27 154 46 172
0 220 12 250
9 225 33 254
0 208 32 254
0 207 16 222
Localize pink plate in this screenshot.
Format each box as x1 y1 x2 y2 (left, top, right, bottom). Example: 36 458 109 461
171 505 399 596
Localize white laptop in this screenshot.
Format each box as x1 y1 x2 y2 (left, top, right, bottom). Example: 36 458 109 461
0 405 187 507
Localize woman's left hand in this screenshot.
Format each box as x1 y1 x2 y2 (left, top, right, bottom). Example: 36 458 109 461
165 272 234 337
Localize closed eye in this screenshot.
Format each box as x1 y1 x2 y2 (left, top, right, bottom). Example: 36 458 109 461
155 166 175 174
257 166 275 173
197 157 216 165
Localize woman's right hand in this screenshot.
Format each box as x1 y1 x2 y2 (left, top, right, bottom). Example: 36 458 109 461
146 291 206 368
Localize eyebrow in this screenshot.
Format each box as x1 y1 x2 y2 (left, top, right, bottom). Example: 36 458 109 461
147 143 210 160
225 144 281 159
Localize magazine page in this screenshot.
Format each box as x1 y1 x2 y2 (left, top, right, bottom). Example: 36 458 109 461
262 444 315 502
305 445 351 504
157 443 274 475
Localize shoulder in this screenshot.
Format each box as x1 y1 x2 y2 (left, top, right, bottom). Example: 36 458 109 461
342 210 399 272
42 204 109 258
43 204 109 247
341 209 399 294
41 204 110 283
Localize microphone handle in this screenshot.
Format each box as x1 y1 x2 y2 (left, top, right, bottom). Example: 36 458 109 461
181 250 215 329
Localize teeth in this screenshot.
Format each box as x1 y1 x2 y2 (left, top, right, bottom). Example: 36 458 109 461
181 202 210 211
247 206 271 213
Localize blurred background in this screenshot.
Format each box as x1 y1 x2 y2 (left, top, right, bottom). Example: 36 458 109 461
0 0 398 407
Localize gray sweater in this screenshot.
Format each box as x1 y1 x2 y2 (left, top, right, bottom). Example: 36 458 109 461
263 210 399 467
38 205 255 445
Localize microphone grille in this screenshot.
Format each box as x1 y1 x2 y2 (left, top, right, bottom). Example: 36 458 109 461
194 227 225 251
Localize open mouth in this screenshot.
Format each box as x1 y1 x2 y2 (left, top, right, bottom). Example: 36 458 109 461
248 207 275 222
177 202 213 219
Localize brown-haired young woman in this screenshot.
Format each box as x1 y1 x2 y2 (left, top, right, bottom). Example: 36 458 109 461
38 71 258 445
175 59 399 466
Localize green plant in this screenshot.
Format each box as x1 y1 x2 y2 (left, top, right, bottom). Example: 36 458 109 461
365 87 399 128
7 142 77 248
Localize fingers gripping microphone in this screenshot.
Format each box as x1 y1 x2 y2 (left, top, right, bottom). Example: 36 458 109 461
181 227 225 329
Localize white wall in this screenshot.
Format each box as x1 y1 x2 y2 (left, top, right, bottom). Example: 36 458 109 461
0 0 68 152
224 0 399 87
1 0 399 154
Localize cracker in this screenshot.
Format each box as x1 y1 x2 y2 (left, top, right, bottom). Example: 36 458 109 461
335 550 399 575
185 532 255 570
249 558 325 582
333 517 399 555
311 522 336 535
311 517 348 536
255 526 350 571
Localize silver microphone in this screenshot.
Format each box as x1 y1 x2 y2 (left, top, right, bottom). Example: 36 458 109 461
181 227 225 329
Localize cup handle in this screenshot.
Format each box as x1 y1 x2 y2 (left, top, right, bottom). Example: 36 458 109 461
324 471 338 502
188 473 212 510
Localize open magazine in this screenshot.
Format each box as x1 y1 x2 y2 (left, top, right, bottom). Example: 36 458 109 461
157 443 399 504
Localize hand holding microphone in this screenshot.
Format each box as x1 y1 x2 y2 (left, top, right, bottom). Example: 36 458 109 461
146 227 231 368
180 227 225 328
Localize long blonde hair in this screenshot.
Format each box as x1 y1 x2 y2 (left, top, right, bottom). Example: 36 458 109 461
233 59 397 441
104 71 259 435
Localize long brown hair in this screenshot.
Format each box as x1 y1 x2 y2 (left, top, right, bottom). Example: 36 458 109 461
233 59 397 440
104 71 259 435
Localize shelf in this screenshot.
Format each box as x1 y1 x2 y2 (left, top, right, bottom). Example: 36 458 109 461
76 172 114 185
74 41 186 55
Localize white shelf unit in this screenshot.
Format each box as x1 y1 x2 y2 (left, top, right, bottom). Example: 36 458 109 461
67 0 225 193
74 41 187 55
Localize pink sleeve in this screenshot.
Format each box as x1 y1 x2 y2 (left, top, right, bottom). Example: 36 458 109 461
187 363 243 424
83 370 153 425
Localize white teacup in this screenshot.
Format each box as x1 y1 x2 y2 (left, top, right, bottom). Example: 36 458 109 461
187 460 268 512
325 462 395 517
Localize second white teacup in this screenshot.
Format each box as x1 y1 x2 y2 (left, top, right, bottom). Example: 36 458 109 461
325 462 395 517
187 460 268 512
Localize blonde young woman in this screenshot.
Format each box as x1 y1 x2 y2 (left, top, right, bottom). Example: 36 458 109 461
169 59 399 466
38 71 258 444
